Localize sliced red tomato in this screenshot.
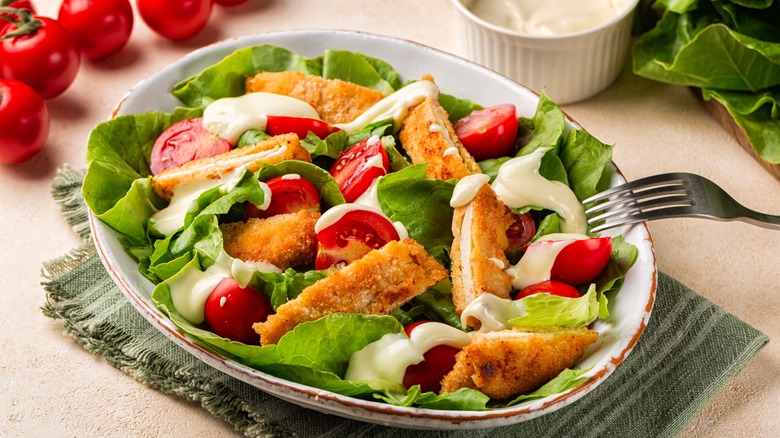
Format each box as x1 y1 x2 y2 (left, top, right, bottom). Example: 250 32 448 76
266 115 339 140
204 278 272 345
314 208 399 269
515 280 582 300
245 175 321 219
329 136 389 203
505 212 536 253
550 237 612 286
402 321 460 393
453 104 518 161
149 117 232 175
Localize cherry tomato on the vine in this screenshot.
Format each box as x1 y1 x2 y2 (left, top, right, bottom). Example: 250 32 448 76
454 104 518 161
0 16 80 99
149 117 232 175
550 237 612 286
204 278 272 345
245 175 321 220
58 0 134 61
402 321 460 393
136 0 213 41
0 79 49 163
514 280 582 300
314 207 400 269
0 1 35 37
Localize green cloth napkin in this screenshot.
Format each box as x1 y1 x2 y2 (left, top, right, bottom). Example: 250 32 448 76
42 166 769 438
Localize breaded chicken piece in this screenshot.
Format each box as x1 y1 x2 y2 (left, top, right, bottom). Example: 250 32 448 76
245 71 387 124
450 184 514 323
220 210 319 270
440 327 598 399
398 96 481 181
151 133 310 201
254 239 448 345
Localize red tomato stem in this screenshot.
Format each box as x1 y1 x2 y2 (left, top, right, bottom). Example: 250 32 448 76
0 6 40 39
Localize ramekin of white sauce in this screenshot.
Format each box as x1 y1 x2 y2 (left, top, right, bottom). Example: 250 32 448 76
451 0 639 104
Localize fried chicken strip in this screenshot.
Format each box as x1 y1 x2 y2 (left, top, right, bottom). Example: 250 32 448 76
440 327 598 399
246 71 387 124
398 96 481 181
220 210 319 270
254 239 448 345
450 184 514 322
151 133 311 201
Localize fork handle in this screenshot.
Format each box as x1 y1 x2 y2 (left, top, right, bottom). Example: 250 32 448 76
739 208 780 230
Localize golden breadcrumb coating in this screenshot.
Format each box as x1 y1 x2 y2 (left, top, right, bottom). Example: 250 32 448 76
151 133 311 201
245 71 387 124
398 96 481 181
220 210 319 270
440 327 598 399
254 239 448 345
450 184 514 322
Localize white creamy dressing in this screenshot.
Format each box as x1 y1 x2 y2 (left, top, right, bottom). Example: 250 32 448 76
489 257 505 269
468 0 632 36
505 233 587 290
202 92 321 144
491 147 586 234
150 165 262 236
442 146 459 158
450 174 490 208
168 250 281 324
334 81 439 134
345 323 471 383
429 123 443 133
354 176 383 212
460 293 526 333
281 173 301 180
314 203 409 241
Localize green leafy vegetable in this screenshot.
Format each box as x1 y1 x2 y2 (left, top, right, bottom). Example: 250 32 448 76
509 285 603 328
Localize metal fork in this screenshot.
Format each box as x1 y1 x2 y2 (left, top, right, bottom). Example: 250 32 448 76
583 172 780 233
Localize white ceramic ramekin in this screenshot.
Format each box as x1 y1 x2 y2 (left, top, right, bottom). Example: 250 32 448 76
452 0 639 104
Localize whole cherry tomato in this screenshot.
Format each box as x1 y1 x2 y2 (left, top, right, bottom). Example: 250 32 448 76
329 136 389 203
402 321 460 393
204 278 272 345
136 0 213 41
0 79 49 163
0 15 80 99
0 1 36 37
266 115 339 140
314 207 400 269
514 280 582 300
149 117 232 175
454 104 518 161
245 175 321 220
58 0 134 61
550 237 612 286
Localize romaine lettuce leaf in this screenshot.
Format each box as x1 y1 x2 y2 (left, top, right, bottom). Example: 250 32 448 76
509 285 603 327
507 368 590 406
321 50 397 94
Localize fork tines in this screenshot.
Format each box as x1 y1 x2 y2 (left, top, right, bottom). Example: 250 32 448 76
583 174 695 232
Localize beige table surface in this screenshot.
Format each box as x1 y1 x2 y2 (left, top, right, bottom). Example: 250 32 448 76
2 0 778 436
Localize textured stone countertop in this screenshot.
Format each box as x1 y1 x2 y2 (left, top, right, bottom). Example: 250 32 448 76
2 0 777 436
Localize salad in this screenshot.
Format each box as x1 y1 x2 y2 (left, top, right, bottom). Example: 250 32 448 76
83 44 637 410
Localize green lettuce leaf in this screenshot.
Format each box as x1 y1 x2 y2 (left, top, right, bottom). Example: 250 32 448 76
507 368 591 406
560 129 614 202
509 285 602 327
321 50 397 94
253 160 345 208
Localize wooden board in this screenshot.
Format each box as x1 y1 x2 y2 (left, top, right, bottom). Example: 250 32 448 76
700 93 780 181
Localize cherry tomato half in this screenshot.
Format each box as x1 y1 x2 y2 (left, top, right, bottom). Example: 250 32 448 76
514 280 582 300
453 104 518 161
245 175 321 219
136 0 212 41
266 115 339 140
0 16 80 99
204 278 272 345
402 321 460 393
550 237 612 286
0 79 49 163
58 0 134 61
149 117 232 175
505 212 536 254
314 208 400 270
0 1 36 37
329 136 389 203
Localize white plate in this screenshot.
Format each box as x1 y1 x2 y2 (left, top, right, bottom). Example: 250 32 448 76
89 30 657 430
